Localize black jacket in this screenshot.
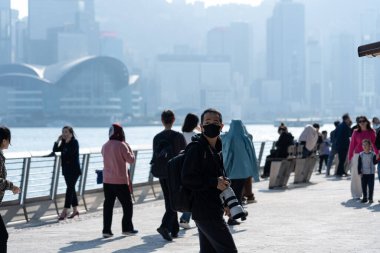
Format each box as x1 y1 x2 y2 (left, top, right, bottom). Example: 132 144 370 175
275 132 294 158
334 122 351 151
182 134 224 221
53 138 81 176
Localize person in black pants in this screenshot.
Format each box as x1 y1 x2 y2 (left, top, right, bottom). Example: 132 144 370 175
53 126 82 220
151 110 186 241
101 123 137 238
182 108 237 253
0 126 21 253
358 139 378 203
334 114 352 176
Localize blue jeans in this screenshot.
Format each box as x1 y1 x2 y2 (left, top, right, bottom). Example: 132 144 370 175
326 148 337 175
180 212 191 223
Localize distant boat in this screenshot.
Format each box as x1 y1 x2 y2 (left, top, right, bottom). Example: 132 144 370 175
274 118 323 128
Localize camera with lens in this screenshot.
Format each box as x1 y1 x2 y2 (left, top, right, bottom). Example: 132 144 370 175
219 186 248 220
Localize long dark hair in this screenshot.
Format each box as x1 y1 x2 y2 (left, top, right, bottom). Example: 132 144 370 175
357 116 372 132
0 126 11 145
62 126 76 138
182 113 199 132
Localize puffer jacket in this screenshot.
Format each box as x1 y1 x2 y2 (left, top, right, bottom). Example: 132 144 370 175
0 150 14 205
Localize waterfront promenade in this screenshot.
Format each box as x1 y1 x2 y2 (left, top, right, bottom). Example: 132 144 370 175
7 173 380 253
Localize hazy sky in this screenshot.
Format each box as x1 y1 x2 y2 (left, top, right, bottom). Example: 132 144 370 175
11 0 262 18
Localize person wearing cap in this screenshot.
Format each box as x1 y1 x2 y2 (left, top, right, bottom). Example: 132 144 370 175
101 123 137 238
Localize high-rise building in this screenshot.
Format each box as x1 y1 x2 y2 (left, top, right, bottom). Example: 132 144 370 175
326 33 358 113
306 38 322 111
358 11 380 112
27 0 99 64
206 22 252 85
0 0 11 64
267 0 305 105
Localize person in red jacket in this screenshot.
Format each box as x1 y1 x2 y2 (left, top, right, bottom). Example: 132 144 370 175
101 123 137 238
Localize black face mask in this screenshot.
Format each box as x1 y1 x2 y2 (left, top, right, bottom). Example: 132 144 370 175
203 124 221 138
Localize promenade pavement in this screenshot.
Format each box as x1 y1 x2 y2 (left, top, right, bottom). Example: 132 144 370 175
7 173 380 253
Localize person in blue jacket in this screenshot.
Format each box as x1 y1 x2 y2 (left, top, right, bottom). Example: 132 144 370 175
221 120 260 225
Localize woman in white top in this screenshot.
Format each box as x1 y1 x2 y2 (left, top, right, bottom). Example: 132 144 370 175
179 113 199 229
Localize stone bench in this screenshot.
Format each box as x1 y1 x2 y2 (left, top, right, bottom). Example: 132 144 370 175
293 145 318 184
268 145 296 189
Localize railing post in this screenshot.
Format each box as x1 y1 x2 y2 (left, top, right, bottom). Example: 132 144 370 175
50 154 60 216
129 151 138 202
20 157 31 222
79 153 90 211
257 142 266 168
52 155 61 214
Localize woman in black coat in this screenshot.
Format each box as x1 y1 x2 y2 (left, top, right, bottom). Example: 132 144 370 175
53 126 82 220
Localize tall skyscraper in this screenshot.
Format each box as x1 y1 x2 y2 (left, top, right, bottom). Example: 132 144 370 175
306 38 322 111
27 0 99 64
0 0 11 64
267 0 305 105
206 22 252 85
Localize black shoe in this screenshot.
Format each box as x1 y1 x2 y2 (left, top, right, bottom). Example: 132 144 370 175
369 199 374 204
157 227 172 241
361 198 368 203
122 230 138 236
227 219 241 226
171 232 178 238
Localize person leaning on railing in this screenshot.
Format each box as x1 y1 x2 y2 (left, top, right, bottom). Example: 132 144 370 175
53 126 82 220
0 126 21 253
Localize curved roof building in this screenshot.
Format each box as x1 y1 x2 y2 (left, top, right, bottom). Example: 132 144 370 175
0 56 131 126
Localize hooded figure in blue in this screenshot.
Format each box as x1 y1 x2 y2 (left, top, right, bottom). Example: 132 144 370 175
221 120 259 225
221 120 260 182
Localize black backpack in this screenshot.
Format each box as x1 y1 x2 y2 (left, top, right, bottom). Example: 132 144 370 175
150 134 175 178
166 142 200 212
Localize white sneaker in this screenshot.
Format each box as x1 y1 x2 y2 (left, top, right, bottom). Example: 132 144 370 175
179 221 191 229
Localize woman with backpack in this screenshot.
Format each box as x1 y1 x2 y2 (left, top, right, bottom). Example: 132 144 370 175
179 113 200 229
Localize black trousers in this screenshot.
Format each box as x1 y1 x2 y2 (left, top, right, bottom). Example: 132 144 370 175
103 183 134 233
361 174 375 200
0 214 8 253
63 174 80 209
230 179 246 206
195 218 237 253
263 154 275 177
318 155 329 172
336 149 348 176
159 178 179 235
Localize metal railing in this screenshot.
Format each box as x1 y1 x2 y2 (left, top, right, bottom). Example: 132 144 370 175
2 141 274 222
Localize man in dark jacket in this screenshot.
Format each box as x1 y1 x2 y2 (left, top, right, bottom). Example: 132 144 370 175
152 110 186 241
334 114 352 177
182 108 237 253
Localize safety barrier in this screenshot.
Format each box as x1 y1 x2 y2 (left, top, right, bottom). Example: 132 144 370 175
2 141 274 222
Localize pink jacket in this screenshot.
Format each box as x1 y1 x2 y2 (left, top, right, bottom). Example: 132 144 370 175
101 140 135 184
348 129 378 161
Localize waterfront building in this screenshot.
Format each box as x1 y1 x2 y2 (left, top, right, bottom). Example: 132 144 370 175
27 0 99 65
0 0 11 64
156 54 232 119
266 0 305 106
0 56 132 126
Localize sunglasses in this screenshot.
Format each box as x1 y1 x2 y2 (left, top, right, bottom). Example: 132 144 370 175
358 120 366 123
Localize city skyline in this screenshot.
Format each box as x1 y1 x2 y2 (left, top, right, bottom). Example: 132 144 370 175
11 0 263 18
2 0 380 126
